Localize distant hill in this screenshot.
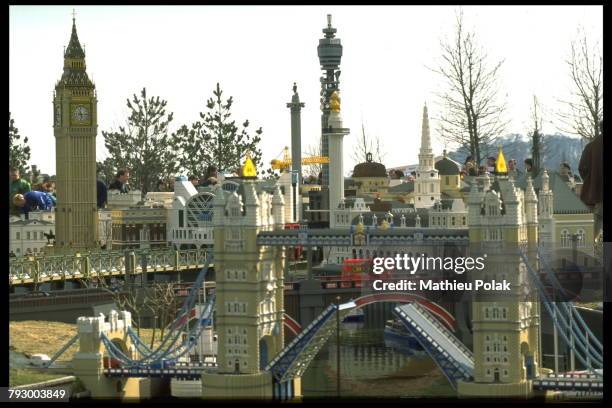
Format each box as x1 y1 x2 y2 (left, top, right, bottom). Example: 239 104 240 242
447 133 586 173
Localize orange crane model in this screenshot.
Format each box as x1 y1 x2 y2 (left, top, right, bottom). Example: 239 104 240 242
270 146 330 172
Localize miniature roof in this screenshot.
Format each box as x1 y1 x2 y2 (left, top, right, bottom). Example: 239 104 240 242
65 17 85 59
514 169 591 215
352 161 387 178
388 181 415 193
435 154 461 175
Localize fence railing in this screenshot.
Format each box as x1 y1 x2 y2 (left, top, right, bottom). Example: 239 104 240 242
9 249 208 286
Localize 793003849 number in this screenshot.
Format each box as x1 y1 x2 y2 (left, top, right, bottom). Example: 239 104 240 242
4 388 70 402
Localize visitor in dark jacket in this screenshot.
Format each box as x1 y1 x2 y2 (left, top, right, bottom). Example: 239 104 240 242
97 179 108 208
578 129 603 240
108 169 130 193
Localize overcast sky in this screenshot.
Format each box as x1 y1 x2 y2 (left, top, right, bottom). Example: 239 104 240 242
9 5 602 176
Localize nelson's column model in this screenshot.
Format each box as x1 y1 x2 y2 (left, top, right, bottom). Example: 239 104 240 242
53 16 98 250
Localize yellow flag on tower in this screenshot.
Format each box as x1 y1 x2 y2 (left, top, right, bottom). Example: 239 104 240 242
242 152 257 178
495 146 507 175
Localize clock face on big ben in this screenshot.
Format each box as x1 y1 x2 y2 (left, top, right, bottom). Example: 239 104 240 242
70 104 91 125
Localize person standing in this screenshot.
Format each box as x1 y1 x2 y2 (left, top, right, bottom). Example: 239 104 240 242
108 169 130 193
10 167 31 214
97 179 108 208
578 130 603 242
464 156 478 177
201 166 219 187
524 158 534 176
508 159 521 178
189 175 200 188
486 157 496 175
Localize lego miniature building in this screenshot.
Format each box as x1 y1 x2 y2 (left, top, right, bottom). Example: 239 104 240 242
110 204 168 250
53 16 98 250
414 104 441 208
201 158 299 399
457 150 541 397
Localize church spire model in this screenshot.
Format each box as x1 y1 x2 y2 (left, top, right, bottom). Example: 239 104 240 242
53 14 98 250
414 103 440 208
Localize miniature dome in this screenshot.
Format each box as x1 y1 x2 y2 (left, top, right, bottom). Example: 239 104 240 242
352 153 387 178
435 151 461 175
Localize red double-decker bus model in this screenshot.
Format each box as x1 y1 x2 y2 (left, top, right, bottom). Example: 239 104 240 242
284 223 303 259
341 258 393 282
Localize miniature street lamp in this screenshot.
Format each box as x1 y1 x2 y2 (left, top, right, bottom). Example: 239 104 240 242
336 295 341 397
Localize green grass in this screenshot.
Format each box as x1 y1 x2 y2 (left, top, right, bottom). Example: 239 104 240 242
9 368 66 387
10 321 163 362
10 320 164 387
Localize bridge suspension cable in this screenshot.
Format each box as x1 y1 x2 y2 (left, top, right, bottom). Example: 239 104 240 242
519 250 603 374
100 261 214 366
537 248 604 354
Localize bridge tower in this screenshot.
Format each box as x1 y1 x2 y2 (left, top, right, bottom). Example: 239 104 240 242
537 169 555 257
53 14 98 251
458 148 541 397
72 310 160 399
201 157 300 399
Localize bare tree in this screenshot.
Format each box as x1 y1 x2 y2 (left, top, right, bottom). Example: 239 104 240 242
303 139 323 181
146 282 179 347
431 9 508 165
557 30 603 141
351 122 386 164
374 134 386 164
78 276 146 336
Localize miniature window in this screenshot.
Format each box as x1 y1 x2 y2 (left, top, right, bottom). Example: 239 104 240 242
560 229 570 248
576 229 586 248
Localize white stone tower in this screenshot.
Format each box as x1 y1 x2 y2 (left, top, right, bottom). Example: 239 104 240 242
326 91 350 212
201 159 299 398
458 151 541 397
537 170 555 254
414 104 440 208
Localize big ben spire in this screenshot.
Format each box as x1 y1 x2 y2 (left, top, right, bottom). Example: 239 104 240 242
65 15 85 59
53 13 98 251
59 15 93 88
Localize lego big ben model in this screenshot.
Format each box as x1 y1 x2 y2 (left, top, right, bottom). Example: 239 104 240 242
53 15 98 250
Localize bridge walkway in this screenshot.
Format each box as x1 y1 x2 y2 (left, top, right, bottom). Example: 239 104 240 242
393 303 473 389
